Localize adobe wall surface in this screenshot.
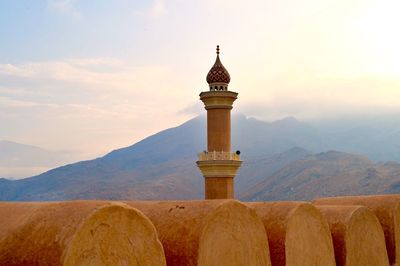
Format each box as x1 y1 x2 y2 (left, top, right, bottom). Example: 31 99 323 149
125 199 271 266
247 201 335 266
314 195 400 266
1 196 399 266
316 205 389 266
0 201 166 266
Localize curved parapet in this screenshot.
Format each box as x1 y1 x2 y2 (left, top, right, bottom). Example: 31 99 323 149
316 205 389 266
125 200 271 266
314 195 400 266
0 201 166 266
247 201 335 266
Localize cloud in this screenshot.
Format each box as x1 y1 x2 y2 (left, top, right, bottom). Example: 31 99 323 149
0 57 195 155
151 0 166 17
177 101 203 116
0 58 171 95
3 0 400 156
236 74 400 121
0 95 58 108
47 0 82 19
0 166 54 179
133 0 167 19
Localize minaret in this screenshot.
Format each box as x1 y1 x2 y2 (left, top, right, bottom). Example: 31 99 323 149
196 45 242 199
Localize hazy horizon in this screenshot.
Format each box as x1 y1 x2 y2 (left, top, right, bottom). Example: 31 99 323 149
1 0 400 157
4 112 400 179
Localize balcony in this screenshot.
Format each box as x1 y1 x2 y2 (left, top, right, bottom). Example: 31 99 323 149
197 151 241 161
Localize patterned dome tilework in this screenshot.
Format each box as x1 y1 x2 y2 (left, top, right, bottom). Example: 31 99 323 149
206 55 231 84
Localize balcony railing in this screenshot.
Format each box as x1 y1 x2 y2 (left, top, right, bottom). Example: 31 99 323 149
198 151 241 161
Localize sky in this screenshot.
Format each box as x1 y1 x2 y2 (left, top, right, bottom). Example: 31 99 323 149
1 0 400 158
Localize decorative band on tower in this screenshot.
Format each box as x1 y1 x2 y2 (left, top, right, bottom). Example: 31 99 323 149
196 45 242 199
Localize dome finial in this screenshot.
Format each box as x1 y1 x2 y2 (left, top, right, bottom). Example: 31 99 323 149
206 45 230 86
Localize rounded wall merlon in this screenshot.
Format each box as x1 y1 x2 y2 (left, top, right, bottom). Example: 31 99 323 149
246 201 336 266
313 194 400 266
0 198 397 266
124 200 271 266
0 201 166 266
316 205 390 266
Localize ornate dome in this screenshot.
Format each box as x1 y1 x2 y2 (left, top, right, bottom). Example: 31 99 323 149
206 45 231 85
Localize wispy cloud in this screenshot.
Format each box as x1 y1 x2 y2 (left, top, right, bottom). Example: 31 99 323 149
3 0 400 157
47 0 82 19
0 95 53 108
151 0 167 17
177 102 203 116
0 58 170 94
133 0 167 19
0 57 194 155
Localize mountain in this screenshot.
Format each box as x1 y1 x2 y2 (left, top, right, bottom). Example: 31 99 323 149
241 150 400 201
1 115 400 201
235 147 312 192
0 115 316 200
0 141 79 179
310 115 400 161
232 116 322 156
0 117 205 200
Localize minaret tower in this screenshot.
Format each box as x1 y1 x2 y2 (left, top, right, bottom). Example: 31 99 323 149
196 45 242 199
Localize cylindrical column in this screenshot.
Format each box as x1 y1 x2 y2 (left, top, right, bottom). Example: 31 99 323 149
207 108 231 152
197 91 241 200
205 177 234 199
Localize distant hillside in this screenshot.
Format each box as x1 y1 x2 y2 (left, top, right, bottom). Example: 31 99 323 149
310 115 400 161
241 151 400 201
1 115 400 201
0 141 79 179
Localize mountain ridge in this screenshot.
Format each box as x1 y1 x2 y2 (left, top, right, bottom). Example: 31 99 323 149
0 140 82 179
2 115 400 201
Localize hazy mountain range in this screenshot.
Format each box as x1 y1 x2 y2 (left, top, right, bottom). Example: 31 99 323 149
0 141 79 179
1 114 400 201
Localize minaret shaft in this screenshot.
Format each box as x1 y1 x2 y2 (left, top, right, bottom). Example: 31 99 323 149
207 108 231 152
196 46 242 200
205 177 234 199
197 91 241 200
